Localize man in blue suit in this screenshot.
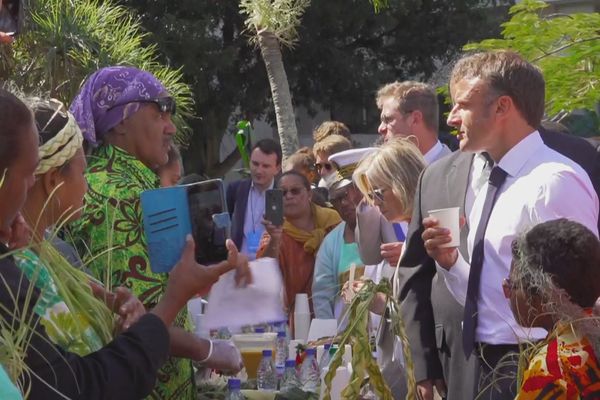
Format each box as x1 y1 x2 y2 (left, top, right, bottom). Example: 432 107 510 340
226 139 282 260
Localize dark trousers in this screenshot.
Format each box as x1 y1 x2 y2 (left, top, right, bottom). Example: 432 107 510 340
474 343 520 400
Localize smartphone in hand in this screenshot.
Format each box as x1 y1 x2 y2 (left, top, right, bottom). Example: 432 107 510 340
265 189 284 226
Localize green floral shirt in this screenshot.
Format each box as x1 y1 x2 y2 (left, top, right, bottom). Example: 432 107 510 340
70 144 195 400
14 249 103 356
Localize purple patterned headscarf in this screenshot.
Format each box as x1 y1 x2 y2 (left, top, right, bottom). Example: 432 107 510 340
69 66 167 145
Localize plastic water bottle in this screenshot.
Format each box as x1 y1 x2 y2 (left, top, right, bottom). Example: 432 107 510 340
275 331 288 371
280 359 301 392
299 347 320 393
225 378 244 400
257 349 277 391
319 343 332 370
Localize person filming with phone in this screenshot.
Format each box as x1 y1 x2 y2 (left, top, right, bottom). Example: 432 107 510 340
257 171 341 328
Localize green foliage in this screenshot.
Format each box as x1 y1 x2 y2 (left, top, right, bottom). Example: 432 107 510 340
240 0 311 47
5 0 194 144
119 0 507 176
464 0 600 117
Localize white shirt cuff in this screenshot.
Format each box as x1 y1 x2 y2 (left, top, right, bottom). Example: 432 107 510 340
435 254 470 306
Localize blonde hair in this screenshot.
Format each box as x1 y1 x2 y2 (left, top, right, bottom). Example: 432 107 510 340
312 121 351 143
376 81 439 132
354 138 425 221
312 134 352 158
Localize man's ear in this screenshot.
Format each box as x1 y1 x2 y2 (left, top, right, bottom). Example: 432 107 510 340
495 95 513 118
410 110 423 127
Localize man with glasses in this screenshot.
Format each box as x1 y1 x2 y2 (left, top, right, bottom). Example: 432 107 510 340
399 51 599 400
227 138 282 260
356 81 452 269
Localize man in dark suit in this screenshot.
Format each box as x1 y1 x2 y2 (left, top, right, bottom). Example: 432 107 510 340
398 51 599 400
226 138 281 260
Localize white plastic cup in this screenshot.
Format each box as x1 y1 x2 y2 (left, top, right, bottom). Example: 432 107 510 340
295 293 310 314
428 207 460 248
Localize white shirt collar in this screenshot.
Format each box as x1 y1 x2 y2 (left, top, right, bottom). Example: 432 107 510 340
423 140 444 165
250 179 275 193
497 130 543 178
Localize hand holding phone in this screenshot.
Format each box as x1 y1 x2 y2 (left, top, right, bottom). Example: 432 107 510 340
264 189 284 226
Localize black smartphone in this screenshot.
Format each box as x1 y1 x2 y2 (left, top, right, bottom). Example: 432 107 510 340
186 179 230 265
265 189 284 226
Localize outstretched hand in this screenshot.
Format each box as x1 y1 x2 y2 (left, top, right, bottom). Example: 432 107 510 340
90 282 146 332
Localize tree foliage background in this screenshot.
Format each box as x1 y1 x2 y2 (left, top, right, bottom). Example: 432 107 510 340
465 0 600 135
1 0 195 143
117 0 512 177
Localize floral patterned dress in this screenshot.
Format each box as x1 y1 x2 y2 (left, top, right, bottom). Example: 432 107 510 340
517 325 600 400
13 249 103 356
70 144 195 400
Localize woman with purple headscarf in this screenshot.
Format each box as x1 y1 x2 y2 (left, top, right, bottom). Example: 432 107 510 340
69 66 247 399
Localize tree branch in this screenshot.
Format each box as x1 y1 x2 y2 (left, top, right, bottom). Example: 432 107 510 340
532 36 600 62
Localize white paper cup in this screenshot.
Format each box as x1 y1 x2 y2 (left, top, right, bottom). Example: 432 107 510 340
295 293 310 314
428 207 460 248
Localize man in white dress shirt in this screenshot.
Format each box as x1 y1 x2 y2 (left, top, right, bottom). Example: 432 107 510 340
405 50 599 400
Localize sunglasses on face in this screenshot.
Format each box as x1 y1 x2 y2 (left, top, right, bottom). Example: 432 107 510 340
367 187 386 202
281 187 305 197
108 96 177 115
315 162 333 172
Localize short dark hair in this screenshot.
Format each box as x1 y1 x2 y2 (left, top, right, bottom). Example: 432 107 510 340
252 138 282 166
451 51 545 128
278 170 311 191
512 218 600 308
0 89 34 171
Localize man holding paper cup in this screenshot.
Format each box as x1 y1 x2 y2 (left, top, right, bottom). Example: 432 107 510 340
398 51 599 400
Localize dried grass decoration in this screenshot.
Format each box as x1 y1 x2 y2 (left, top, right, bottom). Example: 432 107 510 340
321 278 416 400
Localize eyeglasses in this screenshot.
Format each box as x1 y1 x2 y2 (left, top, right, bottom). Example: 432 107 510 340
281 187 305 197
315 162 333 172
107 96 177 115
330 187 351 205
367 187 386 202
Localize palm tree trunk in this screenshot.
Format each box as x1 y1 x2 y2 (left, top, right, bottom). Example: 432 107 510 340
257 28 299 158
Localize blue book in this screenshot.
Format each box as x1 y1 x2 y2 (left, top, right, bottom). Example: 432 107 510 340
141 180 230 273
141 186 192 273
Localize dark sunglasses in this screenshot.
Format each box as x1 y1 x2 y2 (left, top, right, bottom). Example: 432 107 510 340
281 187 305 197
108 96 176 115
315 162 333 172
367 187 385 202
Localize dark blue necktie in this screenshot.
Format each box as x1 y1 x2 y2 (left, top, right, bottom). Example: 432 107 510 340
463 165 508 358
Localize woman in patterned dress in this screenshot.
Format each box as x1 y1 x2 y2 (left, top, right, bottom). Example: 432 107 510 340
68 67 250 399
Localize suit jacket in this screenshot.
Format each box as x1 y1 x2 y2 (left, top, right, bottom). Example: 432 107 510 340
398 129 600 399
226 178 252 249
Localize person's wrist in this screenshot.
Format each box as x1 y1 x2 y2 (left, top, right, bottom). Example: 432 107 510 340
198 339 214 363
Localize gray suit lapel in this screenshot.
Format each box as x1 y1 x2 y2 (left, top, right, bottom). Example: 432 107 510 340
446 153 474 259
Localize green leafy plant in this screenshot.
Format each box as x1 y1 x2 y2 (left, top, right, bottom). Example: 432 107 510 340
5 0 194 145
464 0 600 118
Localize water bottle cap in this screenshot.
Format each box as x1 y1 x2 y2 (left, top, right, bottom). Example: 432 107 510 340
255 327 265 333
285 359 296 368
305 347 316 355
228 378 241 389
329 346 338 356
277 331 286 338
324 343 331 350
262 349 273 357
